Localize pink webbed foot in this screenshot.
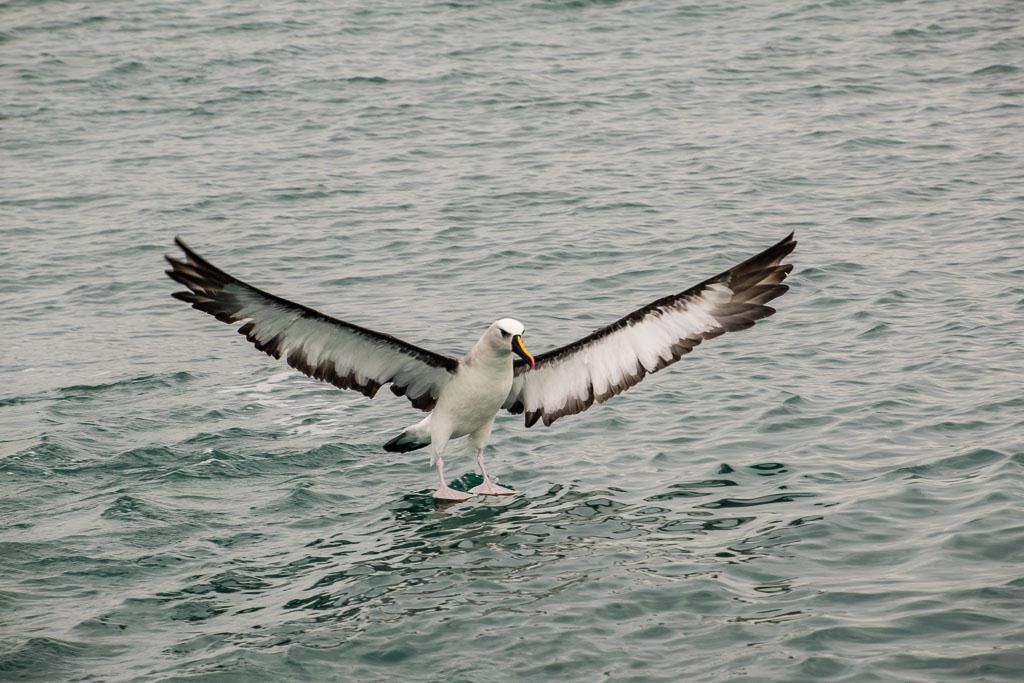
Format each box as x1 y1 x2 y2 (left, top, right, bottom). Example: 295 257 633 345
469 477 515 496
432 485 473 502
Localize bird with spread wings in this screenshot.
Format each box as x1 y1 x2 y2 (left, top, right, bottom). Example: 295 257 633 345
166 233 796 501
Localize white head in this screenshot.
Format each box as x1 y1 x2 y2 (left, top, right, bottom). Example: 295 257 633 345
494 318 525 337
479 318 535 368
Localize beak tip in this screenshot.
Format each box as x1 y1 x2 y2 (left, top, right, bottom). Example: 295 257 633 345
513 334 535 369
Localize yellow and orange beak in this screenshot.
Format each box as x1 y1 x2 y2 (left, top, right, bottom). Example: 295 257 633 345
512 334 535 369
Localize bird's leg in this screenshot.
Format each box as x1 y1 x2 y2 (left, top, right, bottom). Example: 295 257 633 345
469 448 515 496
432 454 472 502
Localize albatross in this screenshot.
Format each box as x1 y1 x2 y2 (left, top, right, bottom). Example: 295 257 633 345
165 233 796 501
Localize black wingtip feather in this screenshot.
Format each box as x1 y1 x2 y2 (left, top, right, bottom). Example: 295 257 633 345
728 233 797 278
174 235 195 257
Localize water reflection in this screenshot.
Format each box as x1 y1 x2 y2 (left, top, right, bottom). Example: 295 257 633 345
122 459 827 653
256 461 825 638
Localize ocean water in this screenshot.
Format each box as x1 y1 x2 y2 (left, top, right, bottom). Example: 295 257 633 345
2 0 1023 680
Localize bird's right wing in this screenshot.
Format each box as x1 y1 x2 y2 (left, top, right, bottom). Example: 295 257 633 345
166 238 459 411
503 233 796 427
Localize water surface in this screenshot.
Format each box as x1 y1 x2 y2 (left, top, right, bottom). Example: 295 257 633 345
2 0 1023 680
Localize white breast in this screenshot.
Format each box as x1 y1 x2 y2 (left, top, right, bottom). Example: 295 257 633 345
434 356 514 438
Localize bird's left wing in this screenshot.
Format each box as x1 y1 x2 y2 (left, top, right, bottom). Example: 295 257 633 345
503 233 796 427
166 238 458 411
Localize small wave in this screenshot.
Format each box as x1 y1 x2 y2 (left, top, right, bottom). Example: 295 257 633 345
658 516 754 532
762 395 808 419
101 495 175 522
971 64 1019 77
58 372 194 399
890 28 929 39
892 447 1007 480
858 322 891 339
699 493 816 509
0 637 111 679
760 415 836 433
344 75 389 84
2 436 79 474
208 532 266 549
534 0 624 10
179 569 273 596
836 136 907 149
749 462 789 476
107 60 145 76
916 419 995 434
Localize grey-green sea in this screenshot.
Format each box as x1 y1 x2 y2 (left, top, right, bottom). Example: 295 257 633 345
2 0 1023 680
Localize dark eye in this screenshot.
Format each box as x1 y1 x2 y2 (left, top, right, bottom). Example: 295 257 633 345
500 330 511 339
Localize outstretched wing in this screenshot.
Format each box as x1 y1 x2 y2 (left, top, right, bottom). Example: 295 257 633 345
165 238 458 411
503 233 797 427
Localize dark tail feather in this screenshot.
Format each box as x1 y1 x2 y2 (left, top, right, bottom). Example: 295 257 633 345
383 430 430 453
